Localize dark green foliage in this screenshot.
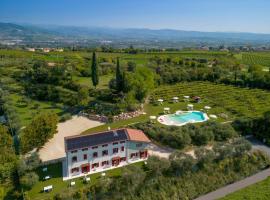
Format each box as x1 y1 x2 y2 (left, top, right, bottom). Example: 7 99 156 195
20 112 58 154
132 121 238 149
115 57 124 92
91 52 99 88
88 143 269 200
232 111 270 145
0 125 17 185
20 172 39 190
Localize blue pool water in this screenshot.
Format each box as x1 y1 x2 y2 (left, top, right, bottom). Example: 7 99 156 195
160 111 207 126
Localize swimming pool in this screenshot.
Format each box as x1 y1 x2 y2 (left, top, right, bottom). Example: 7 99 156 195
158 111 208 126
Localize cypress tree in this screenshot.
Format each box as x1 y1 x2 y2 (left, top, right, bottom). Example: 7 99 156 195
91 52 99 88
116 57 123 92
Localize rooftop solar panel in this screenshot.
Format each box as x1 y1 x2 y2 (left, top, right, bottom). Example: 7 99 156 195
65 129 128 151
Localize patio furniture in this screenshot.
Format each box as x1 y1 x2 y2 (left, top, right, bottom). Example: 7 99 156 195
204 106 211 110
42 167 47 172
149 116 157 123
183 96 190 101
70 181 76 186
44 185 53 192
164 107 170 114
187 104 194 111
157 99 164 105
44 175 51 180
172 97 179 103
209 114 217 119
101 173 106 177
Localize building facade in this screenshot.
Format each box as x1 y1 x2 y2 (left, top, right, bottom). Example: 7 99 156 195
64 128 151 179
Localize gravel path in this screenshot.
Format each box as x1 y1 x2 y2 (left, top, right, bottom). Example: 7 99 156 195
148 143 173 159
38 115 103 162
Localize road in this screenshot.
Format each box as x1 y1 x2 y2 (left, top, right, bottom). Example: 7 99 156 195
194 136 270 200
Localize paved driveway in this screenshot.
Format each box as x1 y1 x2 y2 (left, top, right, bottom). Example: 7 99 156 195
148 143 173 159
38 115 103 162
195 168 270 200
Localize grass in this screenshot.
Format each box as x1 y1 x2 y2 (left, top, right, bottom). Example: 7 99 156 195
26 161 144 200
83 81 270 134
220 177 270 200
240 52 270 67
74 74 113 89
8 94 65 126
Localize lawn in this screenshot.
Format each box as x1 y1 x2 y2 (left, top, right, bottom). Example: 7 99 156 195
26 161 145 200
220 177 270 200
8 93 65 126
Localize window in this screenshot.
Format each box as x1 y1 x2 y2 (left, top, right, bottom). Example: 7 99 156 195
92 146 98 149
92 163 99 169
102 144 108 147
102 150 108 156
102 161 109 166
113 142 118 145
113 148 118 154
93 152 98 158
120 157 126 162
121 146 125 151
71 167 79 173
72 156 77 163
130 153 138 158
83 154 87 160
120 141 125 144
82 148 88 151
136 143 143 147
71 150 77 153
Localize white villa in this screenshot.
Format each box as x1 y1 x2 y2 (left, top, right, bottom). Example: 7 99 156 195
64 128 150 179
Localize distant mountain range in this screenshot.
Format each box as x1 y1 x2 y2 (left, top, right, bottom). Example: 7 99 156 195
1 22 270 48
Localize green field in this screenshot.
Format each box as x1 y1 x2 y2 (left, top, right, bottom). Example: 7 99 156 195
241 52 270 67
221 177 270 200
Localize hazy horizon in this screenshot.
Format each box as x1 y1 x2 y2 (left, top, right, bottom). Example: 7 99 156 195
1 0 270 34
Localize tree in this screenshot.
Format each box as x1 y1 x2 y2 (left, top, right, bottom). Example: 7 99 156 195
91 52 99 88
20 172 39 189
77 86 90 106
126 67 155 102
20 112 58 154
0 125 17 185
115 57 124 92
127 61 136 72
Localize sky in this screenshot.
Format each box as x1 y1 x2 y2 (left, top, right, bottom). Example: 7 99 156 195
0 0 270 33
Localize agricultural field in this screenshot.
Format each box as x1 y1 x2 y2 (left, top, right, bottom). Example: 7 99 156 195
151 81 270 119
240 52 270 68
221 177 270 200
84 81 270 134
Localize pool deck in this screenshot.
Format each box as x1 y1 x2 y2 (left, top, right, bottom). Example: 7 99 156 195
157 110 209 126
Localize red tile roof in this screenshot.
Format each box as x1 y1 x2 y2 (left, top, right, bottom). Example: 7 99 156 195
125 128 151 143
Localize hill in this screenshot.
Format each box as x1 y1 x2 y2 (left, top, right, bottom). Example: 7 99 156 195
1 22 270 48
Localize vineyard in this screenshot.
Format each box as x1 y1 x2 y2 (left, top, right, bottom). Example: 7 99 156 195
242 52 270 67
151 82 270 119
